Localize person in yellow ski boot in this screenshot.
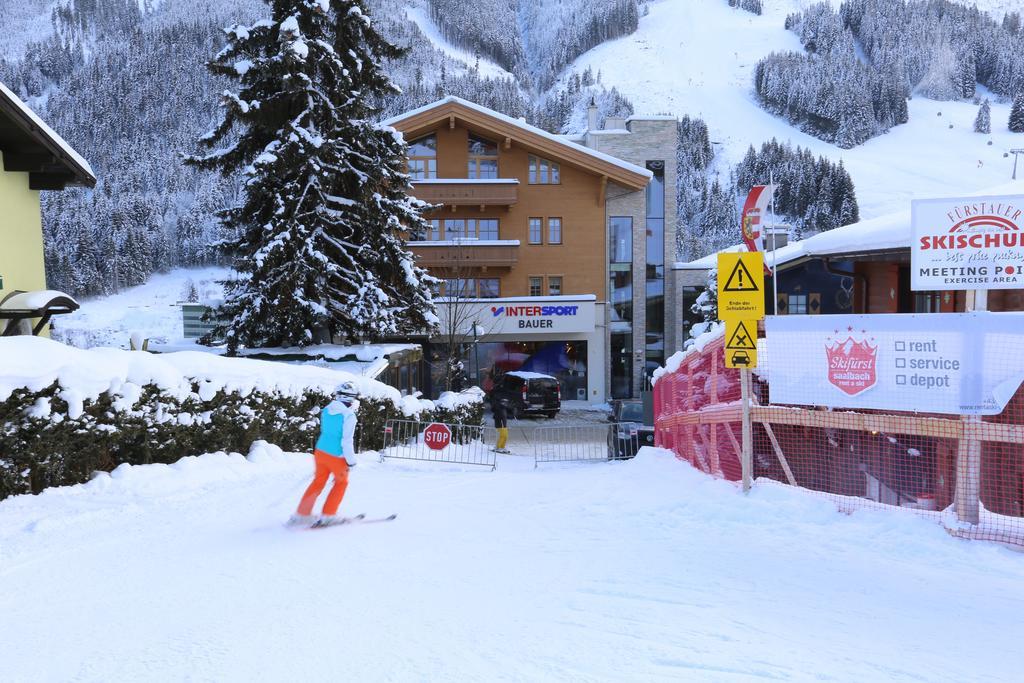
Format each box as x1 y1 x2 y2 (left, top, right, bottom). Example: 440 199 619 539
490 389 512 454
289 383 359 528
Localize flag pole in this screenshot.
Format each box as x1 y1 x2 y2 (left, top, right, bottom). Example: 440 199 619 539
770 171 778 315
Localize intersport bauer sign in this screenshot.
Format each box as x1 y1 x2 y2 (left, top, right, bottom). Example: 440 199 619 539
911 194 1024 291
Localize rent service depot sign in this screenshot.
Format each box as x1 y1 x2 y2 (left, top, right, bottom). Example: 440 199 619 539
765 313 1024 415
911 194 1024 290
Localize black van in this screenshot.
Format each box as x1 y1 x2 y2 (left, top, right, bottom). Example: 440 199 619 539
490 371 561 418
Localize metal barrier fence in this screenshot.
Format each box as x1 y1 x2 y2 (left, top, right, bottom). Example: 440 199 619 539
653 317 1024 548
533 423 649 467
381 420 496 470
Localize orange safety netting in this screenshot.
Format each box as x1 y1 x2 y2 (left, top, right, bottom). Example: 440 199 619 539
654 329 1024 548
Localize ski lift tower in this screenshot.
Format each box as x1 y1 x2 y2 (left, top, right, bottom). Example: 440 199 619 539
1010 149 1024 180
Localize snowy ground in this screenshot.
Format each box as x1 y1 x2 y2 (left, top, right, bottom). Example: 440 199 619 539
2 440 1023 681
52 267 226 349
564 0 1024 220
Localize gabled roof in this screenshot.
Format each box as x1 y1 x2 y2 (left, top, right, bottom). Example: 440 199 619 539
0 82 96 190
382 96 652 191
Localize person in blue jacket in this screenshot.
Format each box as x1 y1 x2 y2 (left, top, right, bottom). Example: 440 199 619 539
289 384 359 527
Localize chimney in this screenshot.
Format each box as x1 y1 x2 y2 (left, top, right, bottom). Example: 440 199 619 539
586 97 598 133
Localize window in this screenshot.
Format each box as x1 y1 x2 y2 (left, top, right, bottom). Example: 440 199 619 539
529 218 543 244
408 134 436 180
479 278 500 298
645 161 666 371
529 277 543 297
443 278 500 298
444 278 476 297
610 216 632 264
548 217 562 244
914 292 942 313
477 219 499 241
529 155 560 184
788 294 808 314
468 134 498 179
609 215 635 398
548 276 562 296
419 219 499 241
445 218 468 240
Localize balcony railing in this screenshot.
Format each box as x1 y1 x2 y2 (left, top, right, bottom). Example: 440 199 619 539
410 179 518 207
408 240 520 268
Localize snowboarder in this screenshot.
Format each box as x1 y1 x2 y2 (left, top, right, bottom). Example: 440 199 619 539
289 383 359 527
490 389 512 454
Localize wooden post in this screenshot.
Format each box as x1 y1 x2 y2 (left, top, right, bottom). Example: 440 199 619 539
954 289 986 525
955 416 982 524
740 368 753 492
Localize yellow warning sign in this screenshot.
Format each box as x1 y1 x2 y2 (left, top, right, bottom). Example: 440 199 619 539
725 319 757 350
725 348 757 369
717 252 765 320
725 318 759 369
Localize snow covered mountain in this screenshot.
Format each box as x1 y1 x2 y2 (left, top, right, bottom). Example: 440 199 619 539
558 0 1024 219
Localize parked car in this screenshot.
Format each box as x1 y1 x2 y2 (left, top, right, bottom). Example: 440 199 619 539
609 399 655 459
489 371 561 418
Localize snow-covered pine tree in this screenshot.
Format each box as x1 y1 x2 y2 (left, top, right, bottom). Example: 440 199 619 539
688 268 718 344
1010 92 1024 133
974 99 991 134
188 0 438 351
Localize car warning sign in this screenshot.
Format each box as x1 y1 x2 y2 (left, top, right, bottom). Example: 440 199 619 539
717 252 765 320
725 318 758 369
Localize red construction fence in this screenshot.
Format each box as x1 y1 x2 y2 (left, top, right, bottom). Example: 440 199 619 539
653 324 1024 547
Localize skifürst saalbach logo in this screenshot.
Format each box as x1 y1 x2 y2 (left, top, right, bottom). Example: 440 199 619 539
825 327 878 396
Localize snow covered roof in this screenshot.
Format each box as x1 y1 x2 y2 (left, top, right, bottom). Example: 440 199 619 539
625 115 677 122
506 370 557 381
0 82 96 189
674 180 1024 271
382 96 652 190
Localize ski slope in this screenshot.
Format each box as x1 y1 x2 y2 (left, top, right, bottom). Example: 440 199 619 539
2 442 1022 681
563 0 1024 220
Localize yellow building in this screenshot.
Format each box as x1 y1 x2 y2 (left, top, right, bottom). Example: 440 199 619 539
0 82 95 334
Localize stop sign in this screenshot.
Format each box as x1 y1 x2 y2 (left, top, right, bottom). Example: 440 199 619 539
423 423 452 451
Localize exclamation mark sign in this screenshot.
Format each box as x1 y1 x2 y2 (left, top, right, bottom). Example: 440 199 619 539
737 268 744 288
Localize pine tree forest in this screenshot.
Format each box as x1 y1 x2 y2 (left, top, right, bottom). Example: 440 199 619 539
17 0 987 299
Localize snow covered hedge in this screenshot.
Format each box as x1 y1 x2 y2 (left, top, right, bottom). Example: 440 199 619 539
0 339 483 500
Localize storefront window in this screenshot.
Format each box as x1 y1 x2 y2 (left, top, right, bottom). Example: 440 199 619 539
470 341 588 402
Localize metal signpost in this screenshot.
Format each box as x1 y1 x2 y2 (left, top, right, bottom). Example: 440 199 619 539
717 251 766 492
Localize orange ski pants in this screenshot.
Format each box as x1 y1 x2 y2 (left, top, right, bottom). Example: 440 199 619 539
297 450 350 517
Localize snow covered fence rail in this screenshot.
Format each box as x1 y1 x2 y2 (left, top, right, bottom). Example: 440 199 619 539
381 420 496 470
653 318 1024 548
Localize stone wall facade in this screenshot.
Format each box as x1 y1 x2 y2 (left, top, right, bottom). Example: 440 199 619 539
585 115 679 396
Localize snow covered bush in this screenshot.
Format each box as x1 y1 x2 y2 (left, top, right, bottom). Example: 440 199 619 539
0 338 484 500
